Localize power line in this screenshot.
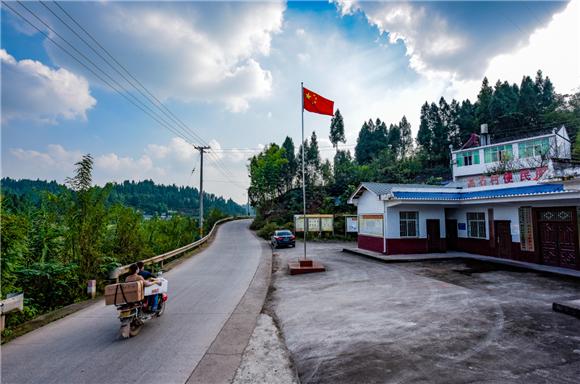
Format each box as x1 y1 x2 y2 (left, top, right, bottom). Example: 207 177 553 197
4 1 194 146
12 1 243 188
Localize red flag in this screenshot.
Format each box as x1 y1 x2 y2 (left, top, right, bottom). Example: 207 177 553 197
303 87 334 116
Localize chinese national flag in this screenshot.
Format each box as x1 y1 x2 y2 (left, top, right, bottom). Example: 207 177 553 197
303 87 334 116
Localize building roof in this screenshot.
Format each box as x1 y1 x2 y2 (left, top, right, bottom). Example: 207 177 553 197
392 183 566 201
350 182 436 201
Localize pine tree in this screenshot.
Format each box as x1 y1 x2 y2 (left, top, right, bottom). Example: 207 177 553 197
476 77 493 125
281 136 297 191
329 109 346 150
399 116 413 158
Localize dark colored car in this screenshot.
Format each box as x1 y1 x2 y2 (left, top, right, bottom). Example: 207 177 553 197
271 230 296 248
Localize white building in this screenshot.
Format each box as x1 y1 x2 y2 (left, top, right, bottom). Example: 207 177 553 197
348 126 580 271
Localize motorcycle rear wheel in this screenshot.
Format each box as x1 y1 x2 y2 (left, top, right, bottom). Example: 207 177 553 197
129 320 143 337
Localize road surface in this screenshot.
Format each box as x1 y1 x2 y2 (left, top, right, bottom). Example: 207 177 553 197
1 220 262 384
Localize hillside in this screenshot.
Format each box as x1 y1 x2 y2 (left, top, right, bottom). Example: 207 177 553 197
1 178 247 217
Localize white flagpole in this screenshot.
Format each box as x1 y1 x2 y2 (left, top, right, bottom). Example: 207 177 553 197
301 82 307 260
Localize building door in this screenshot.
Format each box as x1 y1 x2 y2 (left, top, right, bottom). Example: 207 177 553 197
446 219 458 250
427 219 441 253
537 208 578 269
494 221 512 259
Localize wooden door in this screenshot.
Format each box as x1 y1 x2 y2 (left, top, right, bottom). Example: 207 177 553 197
537 208 578 270
446 219 458 250
495 221 512 259
427 219 441 253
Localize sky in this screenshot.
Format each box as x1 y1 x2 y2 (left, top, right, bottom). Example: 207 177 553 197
2 0 579 204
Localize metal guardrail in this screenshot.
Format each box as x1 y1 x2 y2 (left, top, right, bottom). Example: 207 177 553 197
1 293 24 331
109 216 241 280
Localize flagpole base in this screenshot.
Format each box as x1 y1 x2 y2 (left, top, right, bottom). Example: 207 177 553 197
288 259 326 275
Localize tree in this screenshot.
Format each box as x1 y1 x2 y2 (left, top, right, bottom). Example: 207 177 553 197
388 123 402 158
329 109 345 150
476 77 493 125
417 102 433 153
355 118 389 165
306 131 322 185
399 115 413 158
281 136 297 191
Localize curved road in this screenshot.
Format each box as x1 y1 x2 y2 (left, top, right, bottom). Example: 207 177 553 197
2 220 262 384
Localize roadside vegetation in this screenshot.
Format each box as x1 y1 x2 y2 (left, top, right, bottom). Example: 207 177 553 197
1 155 234 333
249 70 580 236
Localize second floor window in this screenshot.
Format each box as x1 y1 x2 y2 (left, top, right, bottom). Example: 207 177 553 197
484 144 513 163
457 150 480 167
519 138 550 158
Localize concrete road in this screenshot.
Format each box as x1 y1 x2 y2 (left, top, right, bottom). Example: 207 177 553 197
271 241 580 384
1 220 262 384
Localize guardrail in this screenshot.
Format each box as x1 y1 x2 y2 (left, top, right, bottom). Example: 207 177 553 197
1 293 24 331
109 216 244 281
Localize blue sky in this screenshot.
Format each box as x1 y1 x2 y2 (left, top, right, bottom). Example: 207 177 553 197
2 1 578 203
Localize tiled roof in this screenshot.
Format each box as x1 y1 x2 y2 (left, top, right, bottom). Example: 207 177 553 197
360 182 436 197
392 184 566 201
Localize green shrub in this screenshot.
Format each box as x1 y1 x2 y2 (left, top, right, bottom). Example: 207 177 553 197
257 222 278 239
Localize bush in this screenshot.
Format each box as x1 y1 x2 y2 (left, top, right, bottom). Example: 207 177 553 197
257 222 278 240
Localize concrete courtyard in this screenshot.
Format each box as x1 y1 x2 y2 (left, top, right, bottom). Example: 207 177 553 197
268 241 580 384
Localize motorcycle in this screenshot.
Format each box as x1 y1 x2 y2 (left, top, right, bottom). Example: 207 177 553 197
116 276 168 339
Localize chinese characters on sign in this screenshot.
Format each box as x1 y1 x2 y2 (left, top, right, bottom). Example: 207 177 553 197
466 167 548 188
518 207 534 252
294 214 334 233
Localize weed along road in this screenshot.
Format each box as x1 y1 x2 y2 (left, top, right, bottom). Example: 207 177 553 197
1 220 262 384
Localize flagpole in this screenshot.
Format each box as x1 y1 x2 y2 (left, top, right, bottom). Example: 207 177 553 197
301 81 307 260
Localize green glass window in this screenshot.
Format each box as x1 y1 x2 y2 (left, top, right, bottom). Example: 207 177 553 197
518 138 550 158
457 150 480 167
484 144 513 163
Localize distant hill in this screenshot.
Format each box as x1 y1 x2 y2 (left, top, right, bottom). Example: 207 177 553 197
1 178 247 217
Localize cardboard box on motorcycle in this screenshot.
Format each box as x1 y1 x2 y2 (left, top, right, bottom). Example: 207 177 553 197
105 278 168 305
105 281 144 305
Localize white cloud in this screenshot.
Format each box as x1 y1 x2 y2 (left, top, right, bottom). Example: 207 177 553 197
1 49 96 123
482 0 580 94
334 1 467 78
44 2 285 113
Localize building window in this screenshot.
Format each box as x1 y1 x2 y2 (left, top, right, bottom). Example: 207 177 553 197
457 150 480 167
400 212 418 237
484 144 513 163
518 138 550 158
467 212 486 238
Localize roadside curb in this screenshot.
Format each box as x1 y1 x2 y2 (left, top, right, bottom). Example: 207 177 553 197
186 232 272 384
342 247 580 280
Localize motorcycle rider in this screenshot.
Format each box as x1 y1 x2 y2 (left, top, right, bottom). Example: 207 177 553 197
136 261 153 279
126 264 159 286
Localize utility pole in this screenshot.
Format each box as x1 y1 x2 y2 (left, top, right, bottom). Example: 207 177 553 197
195 145 210 238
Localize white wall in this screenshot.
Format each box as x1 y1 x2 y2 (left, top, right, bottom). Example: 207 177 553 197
385 205 446 239
356 190 383 214
447 200 579 243
446 206 490 240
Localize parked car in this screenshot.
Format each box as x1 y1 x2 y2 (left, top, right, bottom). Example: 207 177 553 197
271 229 296 248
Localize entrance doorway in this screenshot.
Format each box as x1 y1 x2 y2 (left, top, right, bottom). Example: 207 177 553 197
427 219 441 253
494 221 512 259
446 219 458 250
536 208 578 270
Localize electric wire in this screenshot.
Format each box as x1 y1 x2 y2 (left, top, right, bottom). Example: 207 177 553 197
11 1 245 188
